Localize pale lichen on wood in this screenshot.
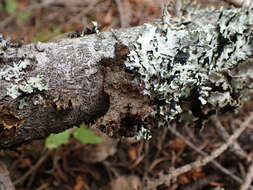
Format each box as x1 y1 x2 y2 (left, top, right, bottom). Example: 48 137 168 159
125 6 253 123
0 33 110 148
0 34 49 112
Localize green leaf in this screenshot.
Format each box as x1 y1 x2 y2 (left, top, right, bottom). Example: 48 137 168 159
73 125 103 144
45 129 71 149
4 0 17 14
18 11 30 22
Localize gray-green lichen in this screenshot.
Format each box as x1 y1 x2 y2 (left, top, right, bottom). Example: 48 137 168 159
7 75 49 99
0 34 49 101
135 125 152 140
0 59 31 82
125 6 253 122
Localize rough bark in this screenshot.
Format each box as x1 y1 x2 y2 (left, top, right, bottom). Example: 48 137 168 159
0 25 151 149
0 7 252 149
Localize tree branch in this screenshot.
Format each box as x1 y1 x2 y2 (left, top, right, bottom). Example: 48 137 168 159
0 26 148 149
0 6 252 149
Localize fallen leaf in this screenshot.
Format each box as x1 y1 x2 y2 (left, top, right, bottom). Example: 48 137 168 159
128 146 139 161
80 137 117 163
168 138 186 152
74 175 90 190
178 174 191 185
102 176 142 190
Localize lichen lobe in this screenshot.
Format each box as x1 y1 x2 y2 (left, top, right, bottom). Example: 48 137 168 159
0 34 50 113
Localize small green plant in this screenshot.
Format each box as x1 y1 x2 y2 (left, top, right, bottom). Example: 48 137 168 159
17 11 30 22
45 125 104 149
1 0 30 22
3 0 17 14
73 126 104 144
45 129 72 149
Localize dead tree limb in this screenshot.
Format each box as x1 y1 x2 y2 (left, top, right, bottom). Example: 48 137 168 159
0 25 150 149
0 6 253 149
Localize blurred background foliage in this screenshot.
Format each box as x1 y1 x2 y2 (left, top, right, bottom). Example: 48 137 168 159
0 0 226 42
0 0 166 42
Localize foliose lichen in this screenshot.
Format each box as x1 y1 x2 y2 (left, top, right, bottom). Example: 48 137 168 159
0 59 31 82
135 125 152 140
125 6 253 122
7 75 49 99
0 34 49 101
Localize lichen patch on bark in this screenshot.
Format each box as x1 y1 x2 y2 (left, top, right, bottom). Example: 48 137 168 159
125 6 253 123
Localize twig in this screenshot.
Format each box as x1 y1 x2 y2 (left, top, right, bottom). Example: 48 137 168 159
174 0 183 17
50 0 101 41
62 0 100 28
147 111 253 189
114 0 130 28
182 175 219 190
148 156 171 172
14 149 53 185
240 161 253 190
154 127 169 158
35 183 49 190
225 0 244 7
0 161 15 190
225 0 252 7
0 2 52 29
211 115 251 162
167 124 242 184
169 111 253 179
